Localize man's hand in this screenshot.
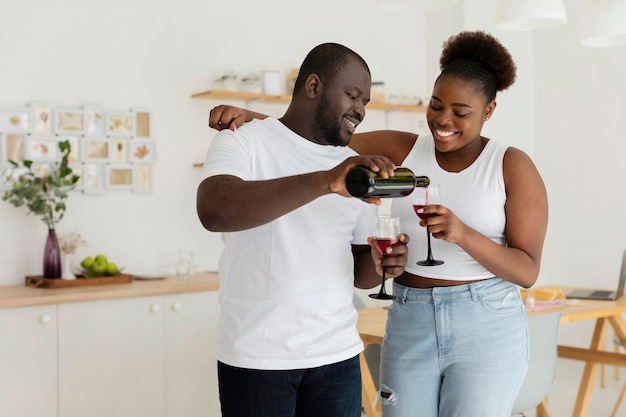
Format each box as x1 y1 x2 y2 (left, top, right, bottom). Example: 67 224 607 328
368 233 410 279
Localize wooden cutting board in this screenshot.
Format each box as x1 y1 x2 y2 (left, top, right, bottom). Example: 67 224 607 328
25 274 133 289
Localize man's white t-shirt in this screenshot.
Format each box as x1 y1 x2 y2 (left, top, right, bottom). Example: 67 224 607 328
203 117 376 370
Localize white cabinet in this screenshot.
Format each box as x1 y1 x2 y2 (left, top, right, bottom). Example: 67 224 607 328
58 296 165 417
57 291 219 417
0 304 58 417
165 291 219 417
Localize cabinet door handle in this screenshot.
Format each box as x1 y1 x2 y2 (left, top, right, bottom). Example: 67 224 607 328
150 304 161 313
40 314 52 324
172 301 183 311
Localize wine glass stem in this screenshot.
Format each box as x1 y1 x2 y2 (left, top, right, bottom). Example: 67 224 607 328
378 266 387 296
426 232 434 261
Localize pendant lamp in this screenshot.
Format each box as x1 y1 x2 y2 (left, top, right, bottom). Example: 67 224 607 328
495 0 567 30
377 0 459 11
581 0 626 47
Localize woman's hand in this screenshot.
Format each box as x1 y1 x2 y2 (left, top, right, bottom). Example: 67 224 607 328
418 204 467 244
208 105 268 131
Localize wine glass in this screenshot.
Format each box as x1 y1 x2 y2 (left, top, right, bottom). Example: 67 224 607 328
412 185 444 266
369 215 402 300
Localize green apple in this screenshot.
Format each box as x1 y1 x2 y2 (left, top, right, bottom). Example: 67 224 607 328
94 254 108 264
91 261 107 276
80 256 95 270
105 262 118 276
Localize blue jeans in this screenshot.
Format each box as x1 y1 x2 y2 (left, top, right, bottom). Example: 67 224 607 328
218 355 362 417
379 278 529 417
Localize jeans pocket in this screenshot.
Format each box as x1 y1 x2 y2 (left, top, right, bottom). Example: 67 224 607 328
477 284 522 314
387 298 401 316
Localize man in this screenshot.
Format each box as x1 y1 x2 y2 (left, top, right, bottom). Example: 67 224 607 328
197 43 408 417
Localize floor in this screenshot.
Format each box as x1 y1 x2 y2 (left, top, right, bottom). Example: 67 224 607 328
518 358 626 417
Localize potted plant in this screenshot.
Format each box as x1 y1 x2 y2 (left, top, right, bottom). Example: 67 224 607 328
2 140 80 278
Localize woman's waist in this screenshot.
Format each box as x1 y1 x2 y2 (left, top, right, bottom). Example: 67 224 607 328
395 271 492 288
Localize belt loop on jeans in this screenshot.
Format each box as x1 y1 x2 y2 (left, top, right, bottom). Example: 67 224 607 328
469 283 478 302
397 285 409 304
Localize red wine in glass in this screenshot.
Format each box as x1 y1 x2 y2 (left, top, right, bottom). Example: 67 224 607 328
370 216 401 300
373 237 399 254
412 186 444 266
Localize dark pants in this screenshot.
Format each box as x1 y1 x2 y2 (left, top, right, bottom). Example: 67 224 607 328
218 355 362 417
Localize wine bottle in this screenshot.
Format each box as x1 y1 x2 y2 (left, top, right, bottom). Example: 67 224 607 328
345 167 430 198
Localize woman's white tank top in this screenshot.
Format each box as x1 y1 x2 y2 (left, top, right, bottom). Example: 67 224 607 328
391 135 508 280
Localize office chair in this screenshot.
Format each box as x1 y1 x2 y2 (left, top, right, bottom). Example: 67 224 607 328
511 311 562 417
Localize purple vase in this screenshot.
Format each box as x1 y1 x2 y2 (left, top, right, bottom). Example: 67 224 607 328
43 227 61 278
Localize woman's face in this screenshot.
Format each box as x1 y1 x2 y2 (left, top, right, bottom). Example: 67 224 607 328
426 75 495 153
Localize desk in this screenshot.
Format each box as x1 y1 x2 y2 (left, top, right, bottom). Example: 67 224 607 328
356 290 626 417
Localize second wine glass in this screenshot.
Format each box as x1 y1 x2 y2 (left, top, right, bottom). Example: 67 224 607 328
412 185 444 266
369 215 402 300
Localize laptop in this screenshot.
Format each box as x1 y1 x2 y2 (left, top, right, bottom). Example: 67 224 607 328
566 250 626 300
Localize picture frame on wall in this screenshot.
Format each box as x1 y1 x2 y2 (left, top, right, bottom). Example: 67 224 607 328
4 133 27 163
129 139 156 163
0 108 30 133
82 162 106 194
133 163 152 193
55 109 85 135
84 107 106 137
110 136 129 163
81 138 110 162
106 110 133 136
24 136 60 162
131 108 151 138
106 165 134 190
57 135 80 164
29 103 54 135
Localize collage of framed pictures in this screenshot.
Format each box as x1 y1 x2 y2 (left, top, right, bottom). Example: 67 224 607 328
0 103 156 194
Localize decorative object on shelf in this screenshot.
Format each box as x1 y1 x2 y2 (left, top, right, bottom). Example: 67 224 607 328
287 68 299 94
1 140 80 278
239 72 262 93
262 69 282 95
213 70 238 91
58 232 87 280
371 81 386 103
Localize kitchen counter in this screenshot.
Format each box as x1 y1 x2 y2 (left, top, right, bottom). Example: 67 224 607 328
0 272 219 309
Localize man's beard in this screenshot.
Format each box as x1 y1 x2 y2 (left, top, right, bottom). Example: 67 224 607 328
311 95 350 147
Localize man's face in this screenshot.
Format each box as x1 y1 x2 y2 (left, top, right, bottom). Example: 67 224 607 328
311 59 371 146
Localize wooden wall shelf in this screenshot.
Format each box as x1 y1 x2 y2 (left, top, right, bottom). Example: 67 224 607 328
191 89 427 168
191 90 427 112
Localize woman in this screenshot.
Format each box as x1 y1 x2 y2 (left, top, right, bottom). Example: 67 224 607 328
208 30 548 416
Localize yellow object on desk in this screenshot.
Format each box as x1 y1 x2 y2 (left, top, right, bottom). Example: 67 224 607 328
521 286 566 301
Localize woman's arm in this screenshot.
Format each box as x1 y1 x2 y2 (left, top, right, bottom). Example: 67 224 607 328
207 105 418 165
349 130 418 166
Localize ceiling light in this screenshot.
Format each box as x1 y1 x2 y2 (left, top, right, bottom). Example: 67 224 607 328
377 0 459 11
495 0 567 30
581 0 626 47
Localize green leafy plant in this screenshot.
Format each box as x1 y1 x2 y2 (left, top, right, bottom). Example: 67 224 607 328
2 140 80 229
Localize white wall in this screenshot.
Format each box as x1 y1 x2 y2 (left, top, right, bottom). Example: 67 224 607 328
2 0 625 348
0 0 428 285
